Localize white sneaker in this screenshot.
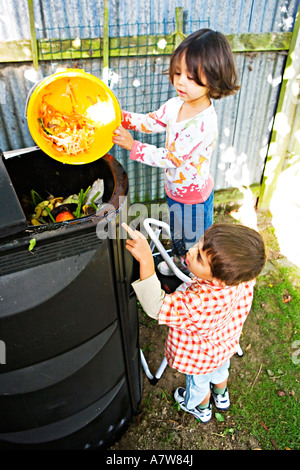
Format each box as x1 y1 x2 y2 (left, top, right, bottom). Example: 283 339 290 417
174 387 212 423
157 256 189 276
211 387 230 410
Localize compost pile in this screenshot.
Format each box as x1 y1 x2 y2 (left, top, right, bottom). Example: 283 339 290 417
29 178 104 225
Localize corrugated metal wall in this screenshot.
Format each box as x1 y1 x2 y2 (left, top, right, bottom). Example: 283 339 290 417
1 0 297 39
0 0 299 202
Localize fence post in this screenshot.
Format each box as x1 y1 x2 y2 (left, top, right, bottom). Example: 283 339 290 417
258 6 300 209
174 7 184 49
27 0 39 70
103 0 110 84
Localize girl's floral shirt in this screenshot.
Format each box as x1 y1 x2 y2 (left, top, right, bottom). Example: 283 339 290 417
122 96 218 203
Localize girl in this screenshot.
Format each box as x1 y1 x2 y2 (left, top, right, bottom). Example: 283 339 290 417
113 29 240 275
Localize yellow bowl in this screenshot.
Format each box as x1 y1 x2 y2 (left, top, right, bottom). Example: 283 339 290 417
26 69 122 165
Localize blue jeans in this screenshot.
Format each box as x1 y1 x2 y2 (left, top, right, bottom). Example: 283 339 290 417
166 191 214 256
185 360 230 409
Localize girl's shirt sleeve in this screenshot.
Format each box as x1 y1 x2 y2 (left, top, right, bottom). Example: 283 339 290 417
122 102 168 134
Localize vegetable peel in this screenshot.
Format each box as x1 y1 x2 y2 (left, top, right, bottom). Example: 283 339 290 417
38 94 96 156
28 238 37 252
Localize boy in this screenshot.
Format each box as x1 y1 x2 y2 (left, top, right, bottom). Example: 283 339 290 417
122 222 266 423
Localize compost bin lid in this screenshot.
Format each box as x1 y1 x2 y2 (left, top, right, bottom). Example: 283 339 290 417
0 151 27 238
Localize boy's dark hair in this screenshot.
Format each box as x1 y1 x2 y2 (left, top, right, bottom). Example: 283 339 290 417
169 29 240 100
202 223 266 286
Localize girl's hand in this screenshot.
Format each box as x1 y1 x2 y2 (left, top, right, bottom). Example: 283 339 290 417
113 126 134 151
122 223 155 280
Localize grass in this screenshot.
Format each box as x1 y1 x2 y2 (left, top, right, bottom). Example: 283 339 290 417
230 266 300 450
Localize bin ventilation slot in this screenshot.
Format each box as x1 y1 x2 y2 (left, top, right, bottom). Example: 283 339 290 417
0 231 103 276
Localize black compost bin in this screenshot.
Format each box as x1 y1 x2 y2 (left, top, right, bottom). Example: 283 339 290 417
0 147 141 450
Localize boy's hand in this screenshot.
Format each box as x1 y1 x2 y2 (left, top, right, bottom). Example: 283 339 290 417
122 223 155 280
113 126 134 151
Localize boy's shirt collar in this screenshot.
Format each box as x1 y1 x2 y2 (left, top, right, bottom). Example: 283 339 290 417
189 276 256 289
190 276 227 289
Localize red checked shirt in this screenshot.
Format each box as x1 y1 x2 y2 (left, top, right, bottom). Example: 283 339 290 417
158 277 256 375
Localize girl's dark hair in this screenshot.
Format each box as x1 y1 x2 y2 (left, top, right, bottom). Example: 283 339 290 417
169 29 240 100
202 224 266 286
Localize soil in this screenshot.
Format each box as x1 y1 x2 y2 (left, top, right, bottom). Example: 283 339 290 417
110 208 287 451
